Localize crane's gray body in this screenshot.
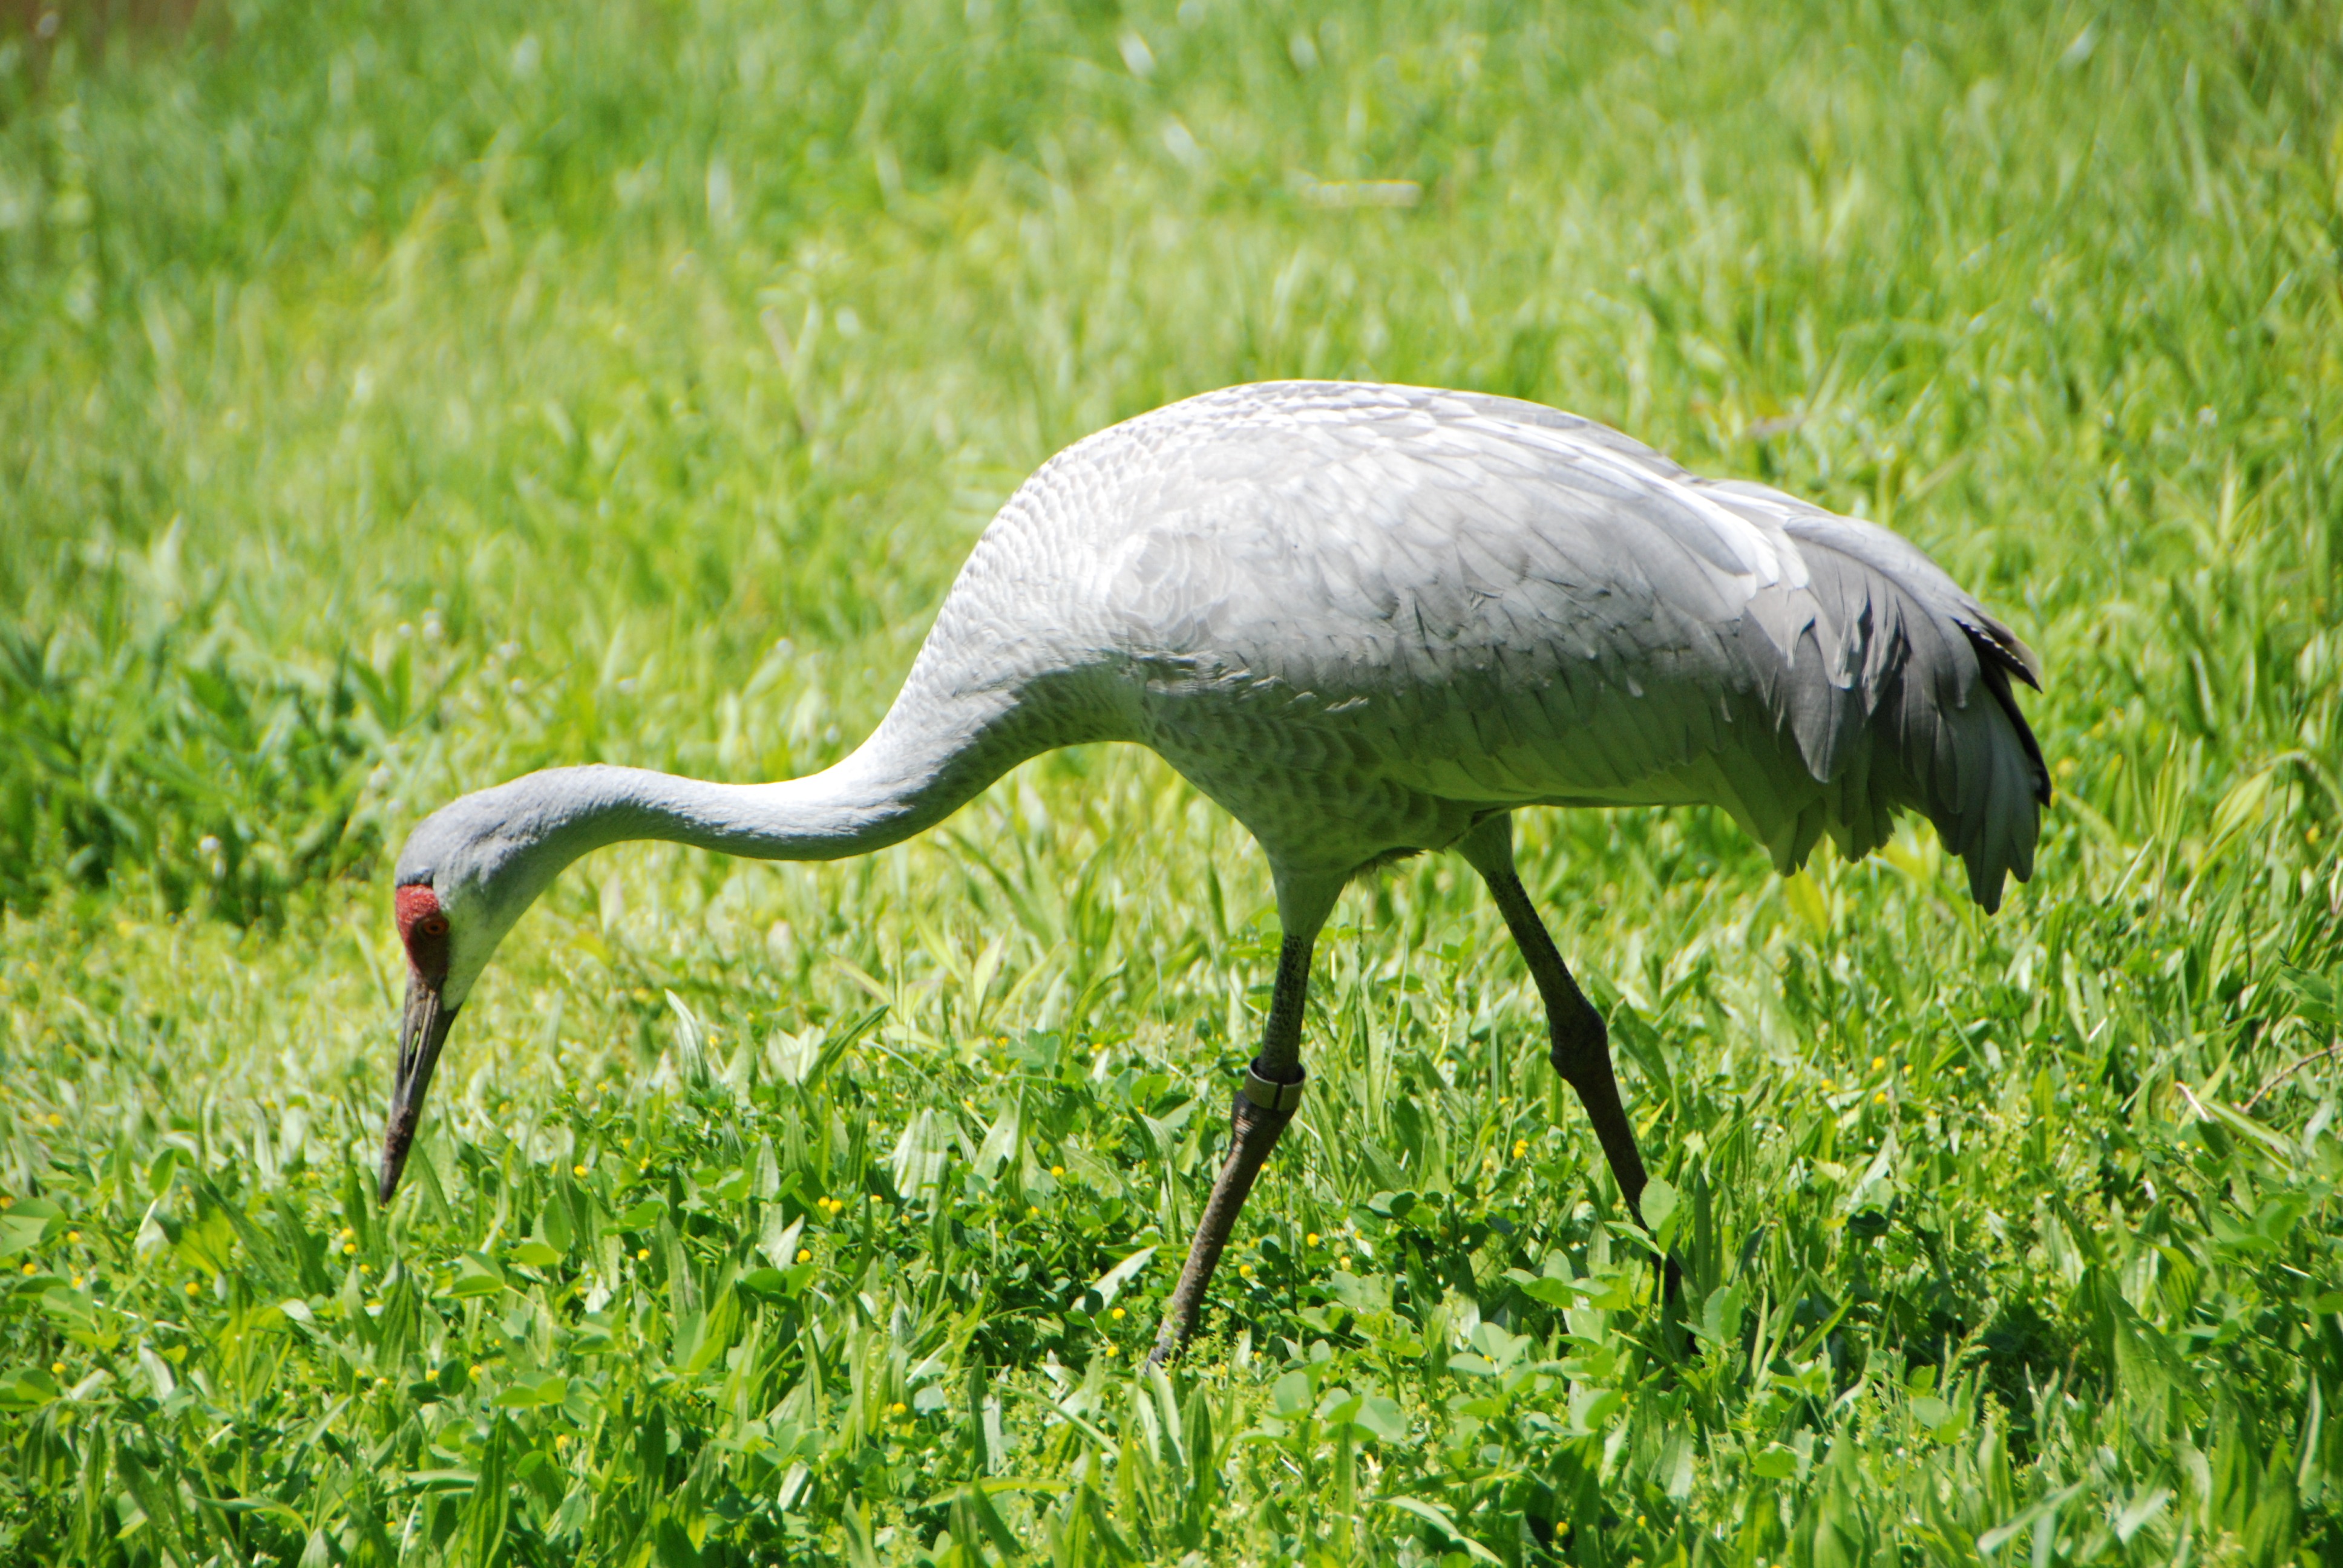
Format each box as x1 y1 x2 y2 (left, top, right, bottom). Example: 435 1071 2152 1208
876 380 2045 909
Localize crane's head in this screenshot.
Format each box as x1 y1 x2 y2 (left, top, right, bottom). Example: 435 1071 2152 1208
378 780 579 1204
381 877 458 1204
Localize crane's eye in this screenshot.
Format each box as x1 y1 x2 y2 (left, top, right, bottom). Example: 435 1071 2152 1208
419 915 450 938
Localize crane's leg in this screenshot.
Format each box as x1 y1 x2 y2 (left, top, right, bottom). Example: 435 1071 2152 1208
1458 817 1681 1302
1148 930 1315 1365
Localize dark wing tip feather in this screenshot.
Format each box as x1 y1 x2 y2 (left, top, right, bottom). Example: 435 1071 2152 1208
1959 612 2044 691
1973 654 2051 808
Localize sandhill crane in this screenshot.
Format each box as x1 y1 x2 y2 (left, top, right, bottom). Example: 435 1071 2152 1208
379 381 2048 1363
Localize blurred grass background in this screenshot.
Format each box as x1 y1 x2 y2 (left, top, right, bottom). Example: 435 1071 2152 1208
1 0 2341 1563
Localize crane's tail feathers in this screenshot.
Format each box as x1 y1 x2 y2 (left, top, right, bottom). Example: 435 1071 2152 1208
1873 614 2049 914
1758 515 2049 913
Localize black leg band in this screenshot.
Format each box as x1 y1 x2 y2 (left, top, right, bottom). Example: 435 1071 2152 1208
1241 1060 1306 1113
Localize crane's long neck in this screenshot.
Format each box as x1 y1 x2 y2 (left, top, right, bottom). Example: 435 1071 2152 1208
413 638 1129 1005
506 693 1038 871
419 687 1073 1007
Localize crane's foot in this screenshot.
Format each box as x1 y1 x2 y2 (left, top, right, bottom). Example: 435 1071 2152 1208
1146 1063 1303 1366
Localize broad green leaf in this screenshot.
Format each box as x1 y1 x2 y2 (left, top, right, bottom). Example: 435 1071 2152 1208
1354 1394 1407 1442
765 1025 824 1087
493 1373 568 1410
1640 1177 1680 1237
0 1368 59 1410
888 1109 953 1199
448 1254 506 1299
1977 1482 2086 1555
609 1200 664 1232
174 1207 237 1277
678 1285 743 1373
1696 1283 1745 1346
1329 1270 1392 1313
2113 1488 2172 1544
1383 1496 1504 1565
1568 1386 1624 1433
1075 1245 1155 1314
2275 963 2339 1025
1516 1275 1576 1307
0 1214 52 1261
973 1102 1021 1180
2207 766 2276 857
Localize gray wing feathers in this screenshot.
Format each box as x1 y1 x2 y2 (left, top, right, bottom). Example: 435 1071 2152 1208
1424 407 2050 908
984 382 2047 909
1735 507 2048 910
1461 397 2049 910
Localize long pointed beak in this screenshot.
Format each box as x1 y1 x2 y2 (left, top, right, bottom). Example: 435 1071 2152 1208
379 969 458 1204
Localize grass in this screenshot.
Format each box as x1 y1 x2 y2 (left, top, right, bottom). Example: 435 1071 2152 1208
1 0 2341 1561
